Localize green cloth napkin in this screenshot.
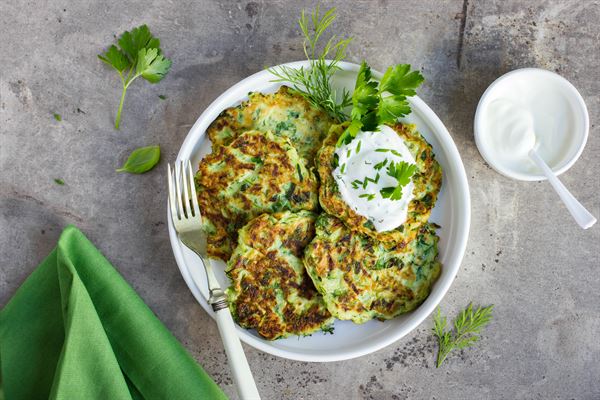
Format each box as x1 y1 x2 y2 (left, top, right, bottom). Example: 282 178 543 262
0 225 227 400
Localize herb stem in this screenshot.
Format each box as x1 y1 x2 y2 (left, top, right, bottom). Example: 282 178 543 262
115 85 128 129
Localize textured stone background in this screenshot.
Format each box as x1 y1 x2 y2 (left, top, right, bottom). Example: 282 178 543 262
1 0 599 399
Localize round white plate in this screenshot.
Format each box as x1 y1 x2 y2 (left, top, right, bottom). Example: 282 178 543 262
168 61 470 362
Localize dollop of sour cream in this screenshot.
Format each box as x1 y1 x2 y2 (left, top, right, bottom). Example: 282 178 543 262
486 98 537 161
333 125 416 232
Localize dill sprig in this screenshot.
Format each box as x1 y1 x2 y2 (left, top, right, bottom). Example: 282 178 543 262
268 6 352 122
433 303 494 368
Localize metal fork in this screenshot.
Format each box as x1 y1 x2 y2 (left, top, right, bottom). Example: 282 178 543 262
168 161 260 400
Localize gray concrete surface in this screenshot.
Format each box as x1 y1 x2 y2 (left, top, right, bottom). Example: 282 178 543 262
1 0 599 398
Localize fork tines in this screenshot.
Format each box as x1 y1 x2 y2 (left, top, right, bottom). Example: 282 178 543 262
168 161 200 221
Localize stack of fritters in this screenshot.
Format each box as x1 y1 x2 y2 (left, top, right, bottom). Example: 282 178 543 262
196 129 319 261
226 211 334 339
316 122 443 246
195 86 443 339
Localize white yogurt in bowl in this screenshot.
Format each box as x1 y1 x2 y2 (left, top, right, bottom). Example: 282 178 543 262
474 68 589 181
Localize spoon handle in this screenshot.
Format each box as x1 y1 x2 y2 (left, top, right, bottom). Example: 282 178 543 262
529 149 596 229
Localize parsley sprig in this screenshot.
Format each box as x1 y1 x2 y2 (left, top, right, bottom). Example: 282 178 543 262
379 161 417 200
337 62 424 146
98 25 172 129
269 7 352 122
433 304 494 368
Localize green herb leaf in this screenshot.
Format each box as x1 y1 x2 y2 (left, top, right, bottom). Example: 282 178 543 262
116 145 161 174
379 64 425 97
359 193 375 201
338 61 424 147
387 161 417 186
380 185 402 200
54 178 65 185
117 24 160 62
98 25 171 129
136 47 172 83
433 304 494 367
268 6 353 122
158 94 167 100
53 113 62 121
374 158 388 170
378 161 416 200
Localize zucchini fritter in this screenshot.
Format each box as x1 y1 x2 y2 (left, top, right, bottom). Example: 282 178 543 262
226 211 334 340
304 214 441 324
196 130 319 261
207 86 334 164
317 122 442 246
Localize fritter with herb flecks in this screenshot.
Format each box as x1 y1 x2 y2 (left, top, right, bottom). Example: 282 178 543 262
196 130 319 261
317 122 442 246
207 86 334 165
226 211 334 340
304 214 441 324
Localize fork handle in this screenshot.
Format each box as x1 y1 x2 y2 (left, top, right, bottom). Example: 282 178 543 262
214 307 261 400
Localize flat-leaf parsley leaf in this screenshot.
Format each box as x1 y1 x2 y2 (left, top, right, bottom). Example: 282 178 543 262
379 161 416 200
98 25 172 129
337 61 424 146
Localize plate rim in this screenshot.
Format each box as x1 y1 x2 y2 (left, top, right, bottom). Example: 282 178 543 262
168 60 471 362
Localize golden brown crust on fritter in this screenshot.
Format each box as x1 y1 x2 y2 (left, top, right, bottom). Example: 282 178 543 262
303 214 441 324
207 86 334 165
226 211 334 340
196 130 319 261
316 122 442 246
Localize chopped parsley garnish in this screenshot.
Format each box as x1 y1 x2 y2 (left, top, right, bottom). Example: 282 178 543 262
54 178 65 185
158 94 167 100
356 140 361 154
53 113 62 121
379 161 416 200
340 163 346 174
359 193 375 201
374 158 388 170
376 148 402 157
251 156 263 164
350 173 380 191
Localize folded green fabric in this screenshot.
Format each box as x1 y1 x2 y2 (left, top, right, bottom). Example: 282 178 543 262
0 225 227 400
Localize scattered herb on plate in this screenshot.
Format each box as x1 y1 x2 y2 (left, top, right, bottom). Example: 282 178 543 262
433 304 494 367
53 113 62 121
98 25 172 129
116 145 161 174
54 178 65 185
269 6 352 122
158 94 167 100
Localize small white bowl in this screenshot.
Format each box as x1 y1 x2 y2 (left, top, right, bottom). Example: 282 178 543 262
474 68 589 181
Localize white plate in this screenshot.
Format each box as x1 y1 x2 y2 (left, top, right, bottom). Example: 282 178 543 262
168 61 470 362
